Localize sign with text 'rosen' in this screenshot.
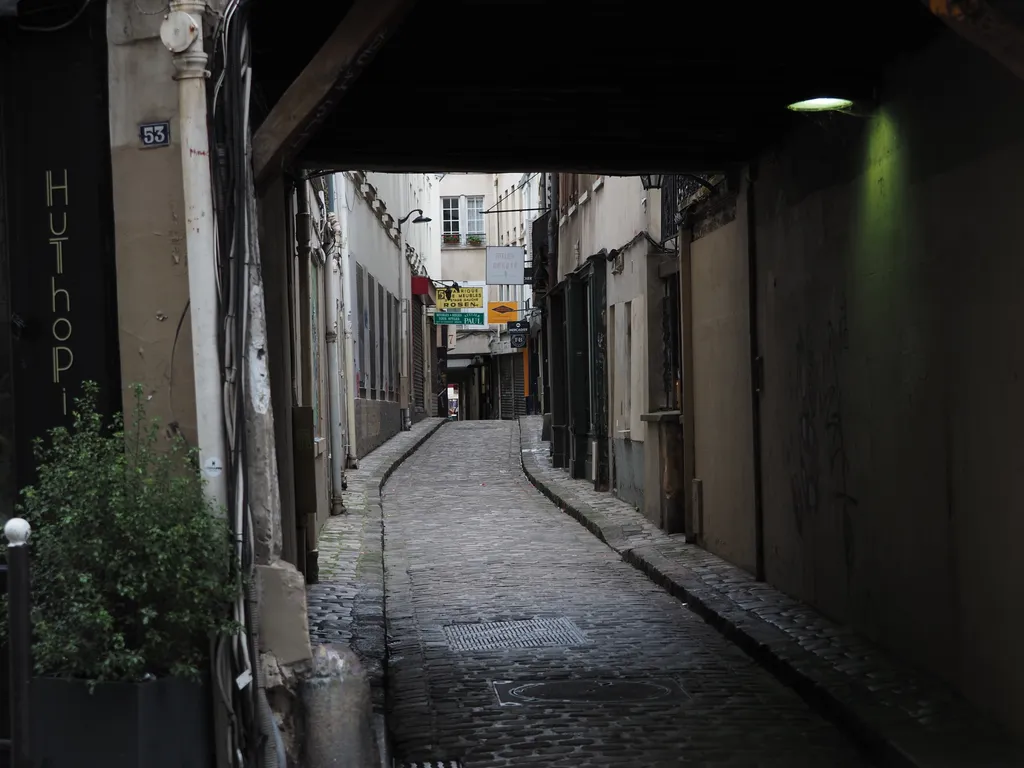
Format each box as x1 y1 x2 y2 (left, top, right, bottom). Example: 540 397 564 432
485 245 525 285
436 286 483 311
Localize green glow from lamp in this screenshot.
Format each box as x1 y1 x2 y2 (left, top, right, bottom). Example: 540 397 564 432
787 97 855 113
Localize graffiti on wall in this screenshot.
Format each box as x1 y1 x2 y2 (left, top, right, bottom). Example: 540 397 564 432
823 300 857 577
790 295 857 578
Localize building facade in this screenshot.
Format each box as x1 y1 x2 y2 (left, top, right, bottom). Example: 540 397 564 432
336 171 440 457
438 172 540 419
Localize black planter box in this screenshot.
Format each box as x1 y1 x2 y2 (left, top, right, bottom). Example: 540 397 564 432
29 676 213 768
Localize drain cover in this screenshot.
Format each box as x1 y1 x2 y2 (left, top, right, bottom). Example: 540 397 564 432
397 762 462 768
493 678 690 706
443 616 588 651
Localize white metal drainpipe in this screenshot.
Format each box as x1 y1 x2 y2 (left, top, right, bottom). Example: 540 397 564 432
160 3 229 509
324 203 346 516
338 178 359 467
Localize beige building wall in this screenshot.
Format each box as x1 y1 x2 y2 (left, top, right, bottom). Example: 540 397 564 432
689 198 756 573
106 0 197 440
558 175 655 504
679 32 1024 739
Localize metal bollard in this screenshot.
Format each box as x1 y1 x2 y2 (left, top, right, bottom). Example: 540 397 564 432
4 518 31 768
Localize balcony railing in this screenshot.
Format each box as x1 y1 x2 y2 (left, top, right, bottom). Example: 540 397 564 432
442 233 487 247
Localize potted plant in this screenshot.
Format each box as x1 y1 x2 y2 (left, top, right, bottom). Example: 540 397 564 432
8 383 239 768
442 233 461 245
466 234 484 246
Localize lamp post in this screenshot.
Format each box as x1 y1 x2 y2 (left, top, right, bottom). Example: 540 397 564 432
397 208 431 430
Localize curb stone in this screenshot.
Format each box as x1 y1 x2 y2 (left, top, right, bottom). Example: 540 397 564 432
515 416 1024 768
307 417 446 767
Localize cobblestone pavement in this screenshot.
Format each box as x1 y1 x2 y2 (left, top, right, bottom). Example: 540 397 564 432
307 416 445 715
383 420 874 767
518 416 1024 768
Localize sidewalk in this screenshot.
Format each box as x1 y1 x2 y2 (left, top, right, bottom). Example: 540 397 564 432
518 416 1024 768
306 417 446 712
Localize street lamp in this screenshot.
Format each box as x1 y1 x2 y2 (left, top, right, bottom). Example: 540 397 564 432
398 207 431 431
398 208 431 227
639 174 665 190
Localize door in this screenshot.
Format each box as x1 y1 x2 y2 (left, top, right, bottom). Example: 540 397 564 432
690 214 757 573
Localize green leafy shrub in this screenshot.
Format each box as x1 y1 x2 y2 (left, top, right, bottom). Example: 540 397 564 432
9 382 239 683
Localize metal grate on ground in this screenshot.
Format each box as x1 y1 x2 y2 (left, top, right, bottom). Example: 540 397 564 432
442 616 588 651
397 762 462 768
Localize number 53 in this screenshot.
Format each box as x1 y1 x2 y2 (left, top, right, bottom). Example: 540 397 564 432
140 123 168 146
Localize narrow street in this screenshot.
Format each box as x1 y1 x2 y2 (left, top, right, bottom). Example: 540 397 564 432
382 422 872 767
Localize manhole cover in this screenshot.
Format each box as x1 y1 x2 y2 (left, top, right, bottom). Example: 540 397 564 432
493 678 690 706
442 616 588 651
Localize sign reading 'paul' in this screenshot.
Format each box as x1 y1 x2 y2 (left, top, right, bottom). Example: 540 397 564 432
4 9 122 489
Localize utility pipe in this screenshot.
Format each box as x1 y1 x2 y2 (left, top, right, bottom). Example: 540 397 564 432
160 2 228 509
325 202 345 516
338 177 359 467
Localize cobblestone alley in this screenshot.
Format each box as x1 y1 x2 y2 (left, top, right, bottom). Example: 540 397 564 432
382 421 873 767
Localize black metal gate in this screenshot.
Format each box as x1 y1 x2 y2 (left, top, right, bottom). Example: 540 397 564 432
499 355 514 419
512 351 525 417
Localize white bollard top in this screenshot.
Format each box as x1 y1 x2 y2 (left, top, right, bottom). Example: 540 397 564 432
3 518 31 547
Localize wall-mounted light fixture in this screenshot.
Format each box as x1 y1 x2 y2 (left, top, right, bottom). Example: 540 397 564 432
639 174 665 190
787 97 855 113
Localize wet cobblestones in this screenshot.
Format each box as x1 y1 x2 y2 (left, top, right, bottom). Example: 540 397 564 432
306 417 445 711
519 416 1024 768
383 420 873 767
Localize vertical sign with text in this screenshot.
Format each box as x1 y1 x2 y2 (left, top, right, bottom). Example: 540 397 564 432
4 3 121 489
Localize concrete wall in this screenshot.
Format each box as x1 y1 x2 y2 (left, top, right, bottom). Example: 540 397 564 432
441 249 487 285
106 0 196 438
354 398 401 457
557 176 647 281
690 201 756 573
742 31 1024 736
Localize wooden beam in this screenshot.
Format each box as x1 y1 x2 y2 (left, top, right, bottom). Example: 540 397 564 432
252 0 417 187
923 0 1024 81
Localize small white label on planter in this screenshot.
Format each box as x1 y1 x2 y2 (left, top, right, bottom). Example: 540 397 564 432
203 456 224 478
236 668 253 690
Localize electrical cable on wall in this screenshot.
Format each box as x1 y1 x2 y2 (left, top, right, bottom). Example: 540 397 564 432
209 0 269 764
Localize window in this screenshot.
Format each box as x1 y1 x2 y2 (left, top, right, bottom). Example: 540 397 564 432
466 196 484 235
624 301 632 427
391 295 400 401
442 197 459 235
368 276 377 397
662 277 682 410
378 283 386 399
356 263 366 397
557 173 596 214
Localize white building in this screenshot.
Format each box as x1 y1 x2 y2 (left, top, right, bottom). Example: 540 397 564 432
553 173 664 512
436 172 541 419
331 171 441 457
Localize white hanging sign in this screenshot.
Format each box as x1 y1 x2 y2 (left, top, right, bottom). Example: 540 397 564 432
485 246 525 285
